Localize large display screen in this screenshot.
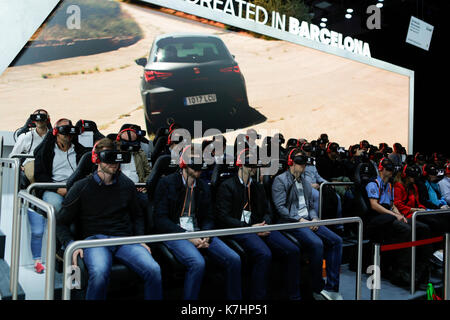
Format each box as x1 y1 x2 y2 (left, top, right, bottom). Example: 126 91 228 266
0 0 411 151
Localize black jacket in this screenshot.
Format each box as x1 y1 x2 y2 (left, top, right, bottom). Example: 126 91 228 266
153 172 215 233
34 132 86 183
215 175 272 229
56 172 145 247
316 155 347 181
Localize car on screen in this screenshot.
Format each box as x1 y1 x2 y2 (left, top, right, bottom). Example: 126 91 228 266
135 33 250 133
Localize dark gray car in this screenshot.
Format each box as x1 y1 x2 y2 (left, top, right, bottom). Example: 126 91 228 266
135 33 249 134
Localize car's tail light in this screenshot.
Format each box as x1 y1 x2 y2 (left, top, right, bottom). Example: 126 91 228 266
144 70 173 82
220 65 240 73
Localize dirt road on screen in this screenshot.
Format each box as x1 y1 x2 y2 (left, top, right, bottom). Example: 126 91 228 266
0 2 409 149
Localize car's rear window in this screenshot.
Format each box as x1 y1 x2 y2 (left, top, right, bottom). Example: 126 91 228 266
154 37 231 63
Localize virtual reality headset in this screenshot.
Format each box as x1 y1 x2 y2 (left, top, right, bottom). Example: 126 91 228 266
97 150 132 164
404 165 421 178
292 155 309 166
119 140 141 152
56 125 81 136
30 113 48 122
302 143 312 152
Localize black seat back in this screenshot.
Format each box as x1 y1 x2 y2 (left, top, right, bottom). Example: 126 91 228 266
151 135 170 165
66 151 95 191
146 154 178 201
210 163 238 200
353 162 378 220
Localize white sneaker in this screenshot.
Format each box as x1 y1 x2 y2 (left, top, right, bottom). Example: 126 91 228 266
433 250 444 262
312 292 326 300
320 290 343 300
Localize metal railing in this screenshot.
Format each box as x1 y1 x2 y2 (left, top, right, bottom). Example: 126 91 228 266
446 234 450 300
0 158 21 294
10 154 34 159
0 135 3 158
411 209 450 294
26 182 66 195
371 244 381 300
372 233 450 300
10 191 56 300
62 216 364 300
318 181 355 220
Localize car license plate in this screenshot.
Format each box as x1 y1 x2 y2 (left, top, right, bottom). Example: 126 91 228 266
184 94 217 106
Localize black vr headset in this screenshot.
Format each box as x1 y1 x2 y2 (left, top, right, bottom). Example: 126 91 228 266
119 140 141 152
55 125 82 136
97 150 132 164
30 113 48 122
403 165 421 178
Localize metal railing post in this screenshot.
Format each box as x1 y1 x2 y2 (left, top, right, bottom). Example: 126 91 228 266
445 233 449 300
411 209 450 295
371 244 381 300
62 217 363 300
11 191 56 300
411 213 417 295
1 158 21 297
318 182 354 220
356 218 363 300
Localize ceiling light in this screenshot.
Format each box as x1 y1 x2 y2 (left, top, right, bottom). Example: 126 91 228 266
347 8 354 13
320 22 327 28
345 14 352 19
376 3 383 8
321 17 328 22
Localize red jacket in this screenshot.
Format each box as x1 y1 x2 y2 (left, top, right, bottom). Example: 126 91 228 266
394 182 426 218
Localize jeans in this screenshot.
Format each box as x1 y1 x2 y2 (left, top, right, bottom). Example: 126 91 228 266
230 230 301 300
83 234 162 300
164 237 241 300
287 226 342 293
27 209 47 260
42 191 64 213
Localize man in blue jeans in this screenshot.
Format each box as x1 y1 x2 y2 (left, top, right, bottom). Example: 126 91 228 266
153 145 241 300
272 148 343 300
215 149 302 300
56 138 162 300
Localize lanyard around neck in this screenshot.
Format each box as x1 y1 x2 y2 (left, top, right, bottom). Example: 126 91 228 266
181 184 194 217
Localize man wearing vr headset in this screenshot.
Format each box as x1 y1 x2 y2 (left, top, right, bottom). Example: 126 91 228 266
56 138 162 300
154 145 242 300
365 158 431 287
394 164 448 269
388 143 405 166
10 109 51 274
417 163 449 210
116 128 151 186
215 149 302 300
438 163 450 205
272 148 343 300
315 142 347 182
10 109 50 166
32 118 84 273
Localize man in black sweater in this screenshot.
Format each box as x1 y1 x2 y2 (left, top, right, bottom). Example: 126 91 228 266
56 138 162 300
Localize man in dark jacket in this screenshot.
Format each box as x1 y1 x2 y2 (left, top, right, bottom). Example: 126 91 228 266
153 145 241 300
315 142 347 181
56 138 162 300
272 148 343 300
34 118 86 212
215 149 301 300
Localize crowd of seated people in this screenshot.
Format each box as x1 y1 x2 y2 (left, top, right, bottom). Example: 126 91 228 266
8 111 450 299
